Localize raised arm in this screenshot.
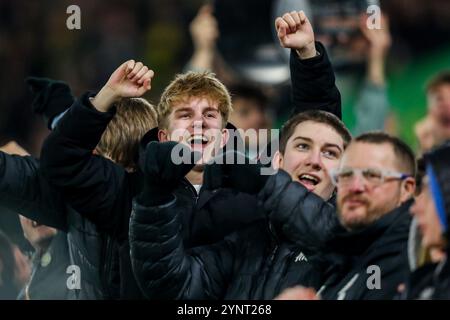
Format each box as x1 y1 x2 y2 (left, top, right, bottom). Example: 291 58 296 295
0 147 67 230
40 60 154 233
276 10 342 119
353 13 392 135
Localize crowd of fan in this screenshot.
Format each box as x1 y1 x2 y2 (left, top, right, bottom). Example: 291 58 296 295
1 8 450 300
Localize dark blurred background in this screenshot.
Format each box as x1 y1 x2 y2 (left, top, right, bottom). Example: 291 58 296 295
0 0 449 155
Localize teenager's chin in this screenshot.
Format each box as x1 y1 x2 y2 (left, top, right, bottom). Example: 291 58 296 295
193 152 213 167
192 163 205 171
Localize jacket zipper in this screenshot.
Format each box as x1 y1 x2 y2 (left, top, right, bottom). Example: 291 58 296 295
101 237 115 299
253 223 280 299
258 244 279 299
182 178 199 203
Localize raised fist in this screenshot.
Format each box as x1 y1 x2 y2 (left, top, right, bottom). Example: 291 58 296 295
93 60 155 112
275 10 316 59
105 60 154 98
190 4 219 52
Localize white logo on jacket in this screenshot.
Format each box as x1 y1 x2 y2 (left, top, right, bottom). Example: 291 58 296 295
294 252 308 263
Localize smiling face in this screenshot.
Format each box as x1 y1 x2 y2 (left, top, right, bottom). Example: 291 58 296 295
277 121 345 200
158 96 228 164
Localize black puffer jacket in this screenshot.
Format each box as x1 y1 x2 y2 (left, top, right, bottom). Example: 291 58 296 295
317 201 413 300
39 40 341 299
129 171 336 300
39 95 261 299
290 42 342 120
128 41 344 299
258 170 342 255
256 174 414 300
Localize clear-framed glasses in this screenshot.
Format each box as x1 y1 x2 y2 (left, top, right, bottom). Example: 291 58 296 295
329 167 411 188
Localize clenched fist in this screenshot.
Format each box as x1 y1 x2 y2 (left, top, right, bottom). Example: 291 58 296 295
190 4 219 52
275 10 316 59
93 60 155 112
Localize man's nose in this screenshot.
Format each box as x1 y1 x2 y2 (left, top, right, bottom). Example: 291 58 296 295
348 173 365 192
192 119 204 130
306 150 323 170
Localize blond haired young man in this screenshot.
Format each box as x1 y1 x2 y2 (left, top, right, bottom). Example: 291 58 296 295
40 61 262 299
0 81 157 299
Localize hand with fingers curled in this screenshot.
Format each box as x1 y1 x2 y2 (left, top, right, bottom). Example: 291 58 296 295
360 12 391 59
92 60 155 113
190 4 219 53
275 10 316 59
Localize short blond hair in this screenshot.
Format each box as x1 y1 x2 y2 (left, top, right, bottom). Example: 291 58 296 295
157 71 232 129
96 97 157 170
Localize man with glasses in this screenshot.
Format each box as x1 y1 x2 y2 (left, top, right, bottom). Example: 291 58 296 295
332 132 416 232
276 131 416 300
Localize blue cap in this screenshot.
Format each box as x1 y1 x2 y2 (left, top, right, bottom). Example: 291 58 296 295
427 163 448 233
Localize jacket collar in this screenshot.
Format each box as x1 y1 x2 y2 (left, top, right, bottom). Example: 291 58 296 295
324 199 413 256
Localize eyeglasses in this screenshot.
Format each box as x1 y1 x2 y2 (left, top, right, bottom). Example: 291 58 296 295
329 167 411 187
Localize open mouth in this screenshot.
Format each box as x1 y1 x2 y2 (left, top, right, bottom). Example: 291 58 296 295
298 173 321 190
187 135 209 147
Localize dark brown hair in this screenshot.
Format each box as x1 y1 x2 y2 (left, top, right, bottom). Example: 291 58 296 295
279 110 352 155
426 70 450 94
355 131 416 176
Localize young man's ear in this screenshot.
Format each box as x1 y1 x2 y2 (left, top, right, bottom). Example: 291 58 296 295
272 150 283 171
220 128 230 148
158 129 169 142
400 177 416 203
